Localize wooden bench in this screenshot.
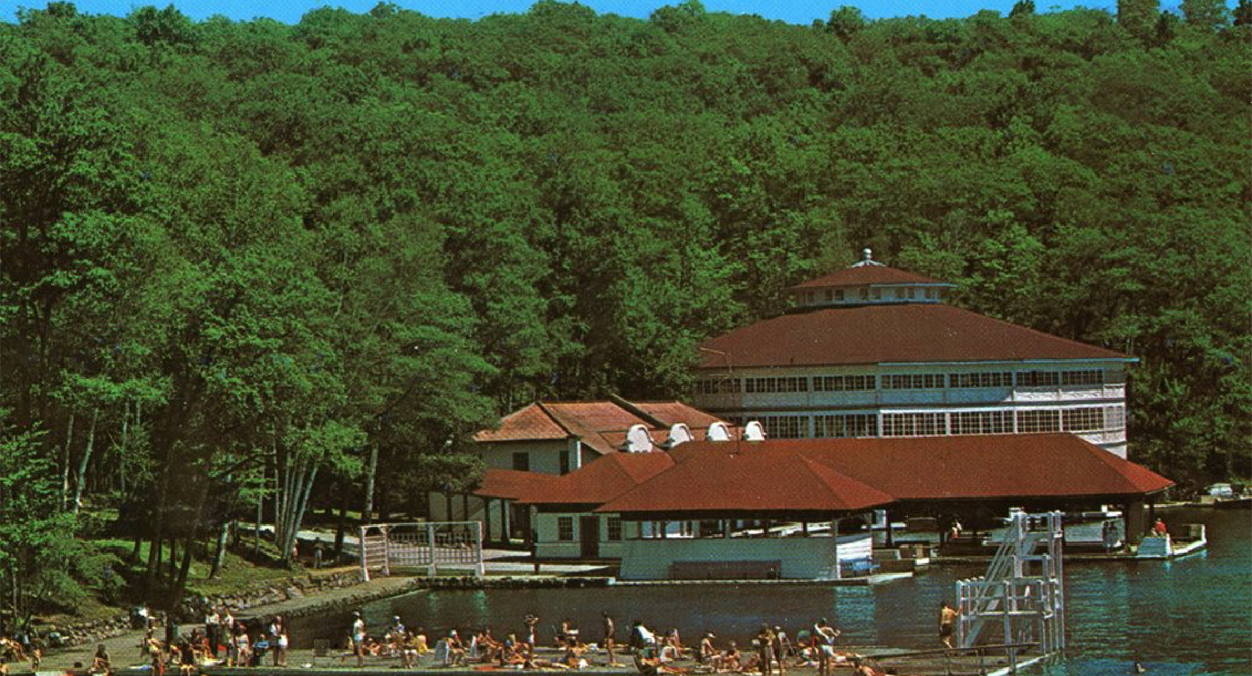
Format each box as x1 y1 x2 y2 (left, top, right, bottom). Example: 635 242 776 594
669 560 782 580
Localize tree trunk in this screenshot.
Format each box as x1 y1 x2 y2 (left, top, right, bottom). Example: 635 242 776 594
362 445 379 525
61 412 75 512
119 401 130 496
169 537 195 614
72 407 99 515
333 482 348 561
167 537 178 583
209 520 230 579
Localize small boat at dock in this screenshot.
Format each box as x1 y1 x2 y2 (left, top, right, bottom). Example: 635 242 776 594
1136 523 1207 559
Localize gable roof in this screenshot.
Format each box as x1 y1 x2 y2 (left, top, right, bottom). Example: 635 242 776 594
517 452 676 507
474 400 727 456
666 434 1173 503
595 449 893 516
696 304 1129 369
791 265 948 289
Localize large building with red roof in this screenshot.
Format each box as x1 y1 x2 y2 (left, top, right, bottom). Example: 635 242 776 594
692 250 1135 457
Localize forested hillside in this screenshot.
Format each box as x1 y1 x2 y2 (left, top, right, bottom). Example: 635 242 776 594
1 0 1248 616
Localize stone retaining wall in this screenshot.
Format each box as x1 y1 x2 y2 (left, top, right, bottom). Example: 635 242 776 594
44 574 612 648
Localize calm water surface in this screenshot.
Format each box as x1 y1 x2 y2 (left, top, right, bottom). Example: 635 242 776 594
293 508 1249 675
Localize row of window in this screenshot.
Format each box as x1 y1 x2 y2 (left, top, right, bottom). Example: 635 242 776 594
556 516 622 541
797 286 943 304
744 376 809 393
696 369 1111 395
734 406 1125 439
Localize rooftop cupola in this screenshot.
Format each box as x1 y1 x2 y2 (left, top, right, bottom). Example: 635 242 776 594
789 248 956 309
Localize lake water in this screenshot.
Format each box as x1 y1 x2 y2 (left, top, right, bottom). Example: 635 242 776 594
293 507 1249 675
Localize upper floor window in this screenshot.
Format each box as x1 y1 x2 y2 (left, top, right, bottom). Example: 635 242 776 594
950 372 1013 388
835 289 845 301
813 375 876 391
883 373 945 390
859 288 869 300
925 288 936 299
825 289 834 302
557 516 574 541
1017 371 1060 388
1061 370 1103 387
744 376 808 393
695 378 741 395
512 452 530 472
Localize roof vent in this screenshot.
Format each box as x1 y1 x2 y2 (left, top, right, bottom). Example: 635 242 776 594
851 247 885 268
665 423 693 449
624 424 654 453
742 420 766 442
706 422 732 442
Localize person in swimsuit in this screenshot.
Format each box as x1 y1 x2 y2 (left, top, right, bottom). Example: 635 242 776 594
939 602 959 649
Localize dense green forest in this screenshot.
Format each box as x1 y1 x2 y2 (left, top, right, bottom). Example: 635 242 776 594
1 0 1249 621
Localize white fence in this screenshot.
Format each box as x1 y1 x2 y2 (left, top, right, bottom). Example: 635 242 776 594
359 521 484 580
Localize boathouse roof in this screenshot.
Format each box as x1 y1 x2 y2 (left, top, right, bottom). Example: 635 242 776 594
514 452 676 507
596 434 1172 516
595 448 894 518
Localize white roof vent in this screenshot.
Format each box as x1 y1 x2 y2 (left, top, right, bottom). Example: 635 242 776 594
706 422 732 442
742 420 766 441
666 423 693 448
624 424 654 453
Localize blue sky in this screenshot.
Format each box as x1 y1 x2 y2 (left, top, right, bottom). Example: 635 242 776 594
14 1 1135 25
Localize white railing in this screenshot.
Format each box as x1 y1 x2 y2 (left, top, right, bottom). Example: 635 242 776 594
957 512 1065 670
359 521 484 580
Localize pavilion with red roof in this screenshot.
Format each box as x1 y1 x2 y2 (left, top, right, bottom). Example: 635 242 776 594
691 248 1137 458
586 434 1171 580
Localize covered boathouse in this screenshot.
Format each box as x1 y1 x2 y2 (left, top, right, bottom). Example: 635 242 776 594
591 433 1172 580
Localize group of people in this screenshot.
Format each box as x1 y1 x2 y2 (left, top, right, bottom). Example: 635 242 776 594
127 612 289 675
330 609 946 674
0 635 41 672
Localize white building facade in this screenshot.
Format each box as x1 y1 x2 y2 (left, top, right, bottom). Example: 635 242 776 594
692 251 1135 458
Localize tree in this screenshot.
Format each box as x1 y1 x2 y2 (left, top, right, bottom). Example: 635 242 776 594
827 6 866 41
1117 0 1158 41
1180 0 1230 29
0 416 106 632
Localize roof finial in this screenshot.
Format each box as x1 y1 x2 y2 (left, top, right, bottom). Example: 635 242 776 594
851 246 885 267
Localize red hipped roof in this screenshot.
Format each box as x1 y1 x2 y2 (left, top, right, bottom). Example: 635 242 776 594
518 452 676 507
663 434 1172 505
697 304 1129 368
596 450 894 516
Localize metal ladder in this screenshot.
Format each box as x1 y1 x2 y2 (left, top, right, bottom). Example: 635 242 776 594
956 511 1066 670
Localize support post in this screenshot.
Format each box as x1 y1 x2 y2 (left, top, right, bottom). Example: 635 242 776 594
381 524 391 577
426 522 438 577
359 526 370 582
832 516 841 579
475 521 486 578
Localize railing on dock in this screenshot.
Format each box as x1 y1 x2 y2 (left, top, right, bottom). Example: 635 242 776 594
956 511 1065 672
359 521 484 580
